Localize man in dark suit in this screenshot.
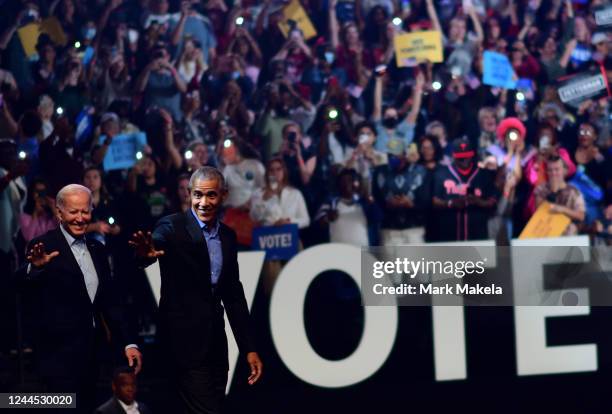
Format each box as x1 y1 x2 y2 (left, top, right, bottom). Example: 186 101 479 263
95 367 152 414
129 166 263 414
19 184 142 413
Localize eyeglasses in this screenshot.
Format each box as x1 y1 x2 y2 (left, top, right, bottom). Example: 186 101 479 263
579 129 593 136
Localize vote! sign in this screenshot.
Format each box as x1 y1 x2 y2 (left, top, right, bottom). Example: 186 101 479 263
252 224 299 261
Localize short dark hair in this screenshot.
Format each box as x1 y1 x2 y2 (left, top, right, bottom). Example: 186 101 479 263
112 366 135 382
354 121 377 136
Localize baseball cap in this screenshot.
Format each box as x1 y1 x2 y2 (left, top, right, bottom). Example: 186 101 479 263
451 137 475 159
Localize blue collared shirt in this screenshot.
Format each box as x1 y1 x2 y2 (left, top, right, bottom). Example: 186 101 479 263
190 209 222 286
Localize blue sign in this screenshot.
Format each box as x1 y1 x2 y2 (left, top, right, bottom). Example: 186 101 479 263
99 132 147 171
483 51 517 89
252 224 299 261
75 107 93 147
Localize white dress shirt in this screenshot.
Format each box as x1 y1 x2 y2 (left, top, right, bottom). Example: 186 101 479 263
118 399 140 414
60 225 99 302
250 186 310 229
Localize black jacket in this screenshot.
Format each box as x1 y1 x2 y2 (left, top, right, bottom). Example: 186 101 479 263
95 397 152 414
147 210 255 370
16 227 135 380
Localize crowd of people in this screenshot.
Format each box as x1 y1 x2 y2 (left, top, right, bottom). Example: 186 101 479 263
0 0 611 405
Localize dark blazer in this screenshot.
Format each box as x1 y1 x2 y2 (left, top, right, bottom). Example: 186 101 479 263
147 210 254 370
17 227 135 381
95 397 152 414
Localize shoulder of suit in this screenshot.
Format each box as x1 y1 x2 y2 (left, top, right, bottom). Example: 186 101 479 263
219 221 237 239
29 227 61 248
93 397 116 413
156 212 184 228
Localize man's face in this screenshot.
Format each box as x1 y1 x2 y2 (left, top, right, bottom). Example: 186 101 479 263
546 160 565 183
191 178 226 224
56 191 92 238
113 373 137 405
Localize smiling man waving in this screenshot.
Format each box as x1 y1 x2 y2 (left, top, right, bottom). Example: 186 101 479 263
129 166 262 414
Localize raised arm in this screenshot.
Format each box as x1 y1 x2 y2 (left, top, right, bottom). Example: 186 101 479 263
466 5 484 43
372 75 383 121
425 0 443 36
329 0 340 50
404 72 425 125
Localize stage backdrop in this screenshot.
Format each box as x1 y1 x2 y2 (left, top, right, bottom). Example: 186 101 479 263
144 236 612 413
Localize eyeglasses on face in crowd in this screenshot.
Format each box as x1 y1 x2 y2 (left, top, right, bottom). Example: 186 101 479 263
579 129 593 136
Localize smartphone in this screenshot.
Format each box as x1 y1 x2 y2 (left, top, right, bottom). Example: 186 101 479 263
128 29 139 44
374 64 387 77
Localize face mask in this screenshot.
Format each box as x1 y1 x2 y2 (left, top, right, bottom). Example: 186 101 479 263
231 71 241 80
324 52 335 64
269 176 279 190
539 135 551 150
358 134 370 144
382 116 398 129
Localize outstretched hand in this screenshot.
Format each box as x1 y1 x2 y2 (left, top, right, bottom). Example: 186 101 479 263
128 231 165 259
26 242 59 268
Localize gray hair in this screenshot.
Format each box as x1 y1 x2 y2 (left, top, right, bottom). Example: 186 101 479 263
189 166 226 191
56 184 92 209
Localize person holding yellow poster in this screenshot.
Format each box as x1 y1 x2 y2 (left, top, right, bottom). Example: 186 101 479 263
533 155 586 236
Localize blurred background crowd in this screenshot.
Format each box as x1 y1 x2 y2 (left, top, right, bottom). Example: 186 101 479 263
0 0 611 407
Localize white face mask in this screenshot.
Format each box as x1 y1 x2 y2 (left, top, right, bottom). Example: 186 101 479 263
539 135 551 150
269 176 278 191
359 134 370 144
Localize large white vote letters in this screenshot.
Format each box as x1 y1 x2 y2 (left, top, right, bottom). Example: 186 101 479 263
144 237 597 391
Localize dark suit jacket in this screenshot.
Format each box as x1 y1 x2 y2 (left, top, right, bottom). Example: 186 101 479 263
147 210 255 371
95 397 151 414
17 227 135 380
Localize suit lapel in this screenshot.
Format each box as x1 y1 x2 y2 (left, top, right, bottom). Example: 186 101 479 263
184 210 212 289
218 225 231 286
54 228 91 303
86 239 105 303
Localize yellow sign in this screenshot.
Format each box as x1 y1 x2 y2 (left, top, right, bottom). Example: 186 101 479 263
17 23 40 58
394 30 443 67
17 18 67 58
278 0 317 40
519 201 571 239
41 17 67 47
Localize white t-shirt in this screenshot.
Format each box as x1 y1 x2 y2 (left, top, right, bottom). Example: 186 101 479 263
330 200 369 246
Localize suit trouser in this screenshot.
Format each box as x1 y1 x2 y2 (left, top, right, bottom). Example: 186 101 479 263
175 364 228 414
